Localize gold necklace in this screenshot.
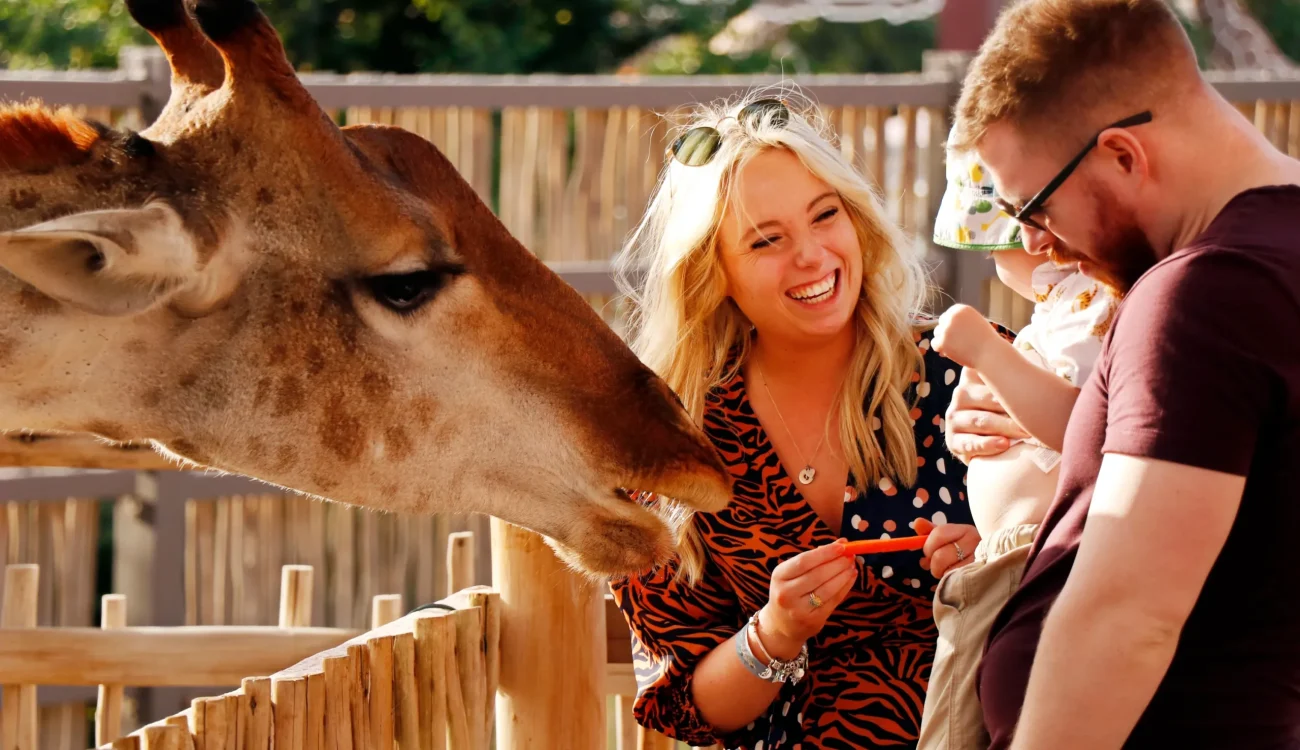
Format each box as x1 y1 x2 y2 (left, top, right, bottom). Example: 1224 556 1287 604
757 366 831 486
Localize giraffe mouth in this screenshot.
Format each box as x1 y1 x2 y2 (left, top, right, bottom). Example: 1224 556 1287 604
546 488 679 577
617 467 732 515
540 472 731 577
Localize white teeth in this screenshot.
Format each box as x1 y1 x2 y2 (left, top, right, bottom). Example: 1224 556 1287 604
789 272 837 301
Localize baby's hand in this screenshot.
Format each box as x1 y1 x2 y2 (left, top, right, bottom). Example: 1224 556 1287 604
933 304 1002 369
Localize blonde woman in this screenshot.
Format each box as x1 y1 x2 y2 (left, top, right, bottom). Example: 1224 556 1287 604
609 91 993 749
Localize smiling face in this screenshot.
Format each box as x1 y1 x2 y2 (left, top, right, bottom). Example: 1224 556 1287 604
716 148 862 347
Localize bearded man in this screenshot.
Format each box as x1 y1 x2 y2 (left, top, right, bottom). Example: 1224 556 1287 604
942 1 1300 748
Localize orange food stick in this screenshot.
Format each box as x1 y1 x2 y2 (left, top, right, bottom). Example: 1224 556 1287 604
841 533 930 556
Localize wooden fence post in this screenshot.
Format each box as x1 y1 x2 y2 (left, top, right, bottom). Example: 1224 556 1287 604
490 520 605 750
1 564 39 750
636 728 676 750
447 531 475 595
96 593 129 745
615 695 638 750
371 594 403 629
279 565 313 629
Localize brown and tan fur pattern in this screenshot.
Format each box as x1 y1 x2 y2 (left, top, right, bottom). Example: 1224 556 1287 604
0 0 731 578
1197 0 1297 71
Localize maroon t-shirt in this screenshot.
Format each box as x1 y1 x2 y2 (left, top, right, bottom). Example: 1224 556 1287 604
978 186 1300 749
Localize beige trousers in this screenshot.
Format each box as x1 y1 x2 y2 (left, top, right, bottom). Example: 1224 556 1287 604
916 523 1039 750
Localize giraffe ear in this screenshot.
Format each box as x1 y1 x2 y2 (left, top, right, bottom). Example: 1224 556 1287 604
0 203 200 316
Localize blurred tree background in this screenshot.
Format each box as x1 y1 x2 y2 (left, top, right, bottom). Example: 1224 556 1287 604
0 0 144 68
1244 0 1300 62
0 0 1294 75
0 0 931 74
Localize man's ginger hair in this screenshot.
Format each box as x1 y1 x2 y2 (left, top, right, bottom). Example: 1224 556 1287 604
951 0 1202 153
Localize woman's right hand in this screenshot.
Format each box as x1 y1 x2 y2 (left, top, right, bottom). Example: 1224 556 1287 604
755 541 857 658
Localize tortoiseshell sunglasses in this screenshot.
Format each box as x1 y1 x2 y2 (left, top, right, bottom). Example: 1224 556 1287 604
667 98 792 167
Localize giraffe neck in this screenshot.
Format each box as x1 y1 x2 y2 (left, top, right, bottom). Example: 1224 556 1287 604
1199 0 1296 71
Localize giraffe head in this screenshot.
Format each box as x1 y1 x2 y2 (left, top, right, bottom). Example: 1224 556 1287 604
0 0 732 577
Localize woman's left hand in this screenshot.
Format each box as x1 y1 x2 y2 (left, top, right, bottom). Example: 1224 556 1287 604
915 519 980 578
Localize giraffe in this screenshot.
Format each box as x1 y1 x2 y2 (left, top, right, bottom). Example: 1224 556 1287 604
0 0 733 578
1195 0 1296 71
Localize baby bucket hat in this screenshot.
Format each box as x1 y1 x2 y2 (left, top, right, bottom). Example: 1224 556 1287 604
932 130 1023 251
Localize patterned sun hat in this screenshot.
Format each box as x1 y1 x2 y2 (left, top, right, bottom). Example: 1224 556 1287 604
932 131 1023 251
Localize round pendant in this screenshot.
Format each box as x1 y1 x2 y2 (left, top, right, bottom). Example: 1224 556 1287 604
798 466 816 485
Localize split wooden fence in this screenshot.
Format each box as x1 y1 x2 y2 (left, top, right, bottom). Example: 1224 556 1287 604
0 472 687 750
0 561 500 750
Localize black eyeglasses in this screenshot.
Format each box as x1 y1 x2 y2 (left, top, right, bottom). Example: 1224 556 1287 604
667 98 791 167
998 111 1153 231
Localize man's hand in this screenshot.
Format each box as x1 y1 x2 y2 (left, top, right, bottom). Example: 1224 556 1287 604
933 304 1006 370
944 368 1029 463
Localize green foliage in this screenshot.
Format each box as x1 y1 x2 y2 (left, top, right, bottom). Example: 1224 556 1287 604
1178 14 1216 69
787 16 934 73
0 0 149 69
0 0 931 75
629 16 935 75
250 0 746 74
1244 0 1300 66
0 0 747 74
4 0 1297 77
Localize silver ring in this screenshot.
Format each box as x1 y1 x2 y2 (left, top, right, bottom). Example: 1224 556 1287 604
953 542 966 562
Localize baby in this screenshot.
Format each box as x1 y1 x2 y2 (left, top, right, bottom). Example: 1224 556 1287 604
917 138 1116 750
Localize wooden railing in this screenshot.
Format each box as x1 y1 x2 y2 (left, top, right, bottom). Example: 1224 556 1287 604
0 556 675 750
0 564 501 750
0 468 659 750
0 472 502 741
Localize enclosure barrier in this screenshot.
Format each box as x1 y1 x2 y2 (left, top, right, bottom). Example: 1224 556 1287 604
0 540 696 749
0 561 500 750
105 585 499 750
0 472 690 749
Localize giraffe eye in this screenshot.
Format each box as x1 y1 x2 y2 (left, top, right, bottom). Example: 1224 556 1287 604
363 265 465 315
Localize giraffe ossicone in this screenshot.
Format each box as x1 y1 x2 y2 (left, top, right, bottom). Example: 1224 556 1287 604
0 0 732 578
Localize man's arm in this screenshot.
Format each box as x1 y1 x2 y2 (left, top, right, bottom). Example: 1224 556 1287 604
971 337 1080 451
1008 453 1245 750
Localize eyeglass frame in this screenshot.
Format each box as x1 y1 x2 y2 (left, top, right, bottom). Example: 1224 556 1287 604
997 110 1154 232
666 98 793 167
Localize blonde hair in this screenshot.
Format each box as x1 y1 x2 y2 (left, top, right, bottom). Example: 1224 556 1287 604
615 86 930 583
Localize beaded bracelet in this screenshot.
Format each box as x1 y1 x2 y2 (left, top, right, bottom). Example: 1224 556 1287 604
734 612 808 684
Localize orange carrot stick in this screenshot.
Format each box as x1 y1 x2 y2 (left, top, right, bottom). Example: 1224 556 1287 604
840 533 930 556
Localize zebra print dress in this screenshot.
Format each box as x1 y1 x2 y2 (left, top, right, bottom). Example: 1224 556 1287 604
610 323 986 749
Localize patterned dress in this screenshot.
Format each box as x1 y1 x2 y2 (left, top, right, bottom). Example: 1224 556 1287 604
610 324 981 749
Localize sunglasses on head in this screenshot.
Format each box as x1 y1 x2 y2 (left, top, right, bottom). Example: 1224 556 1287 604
667 98 792 167
998 111 1154 232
